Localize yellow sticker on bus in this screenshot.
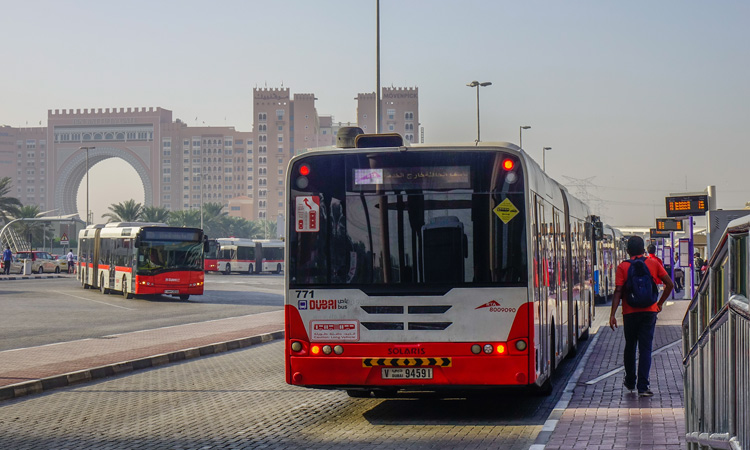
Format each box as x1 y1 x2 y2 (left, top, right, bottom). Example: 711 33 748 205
493 198 519 224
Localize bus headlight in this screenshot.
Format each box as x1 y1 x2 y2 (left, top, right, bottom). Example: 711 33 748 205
333 345 344 355
515 340 527 351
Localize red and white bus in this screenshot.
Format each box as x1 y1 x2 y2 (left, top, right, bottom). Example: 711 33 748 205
205 238 284 274
284 133 595 397
78 223 206 301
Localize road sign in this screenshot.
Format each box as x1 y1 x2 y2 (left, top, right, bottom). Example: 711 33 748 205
60 233 69 246
665 194 708 217
656 218 684 232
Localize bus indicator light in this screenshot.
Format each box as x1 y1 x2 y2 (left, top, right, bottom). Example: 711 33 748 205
311 345 321 355
496 344 507 354
502 159 514 171
299 164 310 176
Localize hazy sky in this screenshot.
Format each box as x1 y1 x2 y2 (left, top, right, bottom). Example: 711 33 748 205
2 0 748 226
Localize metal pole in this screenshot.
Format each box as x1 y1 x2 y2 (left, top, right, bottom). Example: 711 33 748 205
475 85 480 143
375 0 381 134
80 146 95 226
519 126 530 150
689 216 695 298
671 231 675 299
200 173 203 230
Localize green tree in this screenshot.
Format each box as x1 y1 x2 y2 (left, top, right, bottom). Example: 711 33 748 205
140 205 170 223
11 205 52 249
225 216 260 239
254 219 278 239
102 199 143 223
167 209 201 228
0 177 22 223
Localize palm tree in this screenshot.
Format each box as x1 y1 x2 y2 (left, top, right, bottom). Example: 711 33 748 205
11 205 52 249
254 219 278 239
102 199 143 223
167 209 201 228
0 177 22 223
140 206 170 224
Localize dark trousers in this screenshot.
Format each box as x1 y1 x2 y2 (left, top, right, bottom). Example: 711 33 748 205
623 311 658 392
3 259 10 275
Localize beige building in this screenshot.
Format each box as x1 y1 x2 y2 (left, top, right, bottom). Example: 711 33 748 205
1 86 418 224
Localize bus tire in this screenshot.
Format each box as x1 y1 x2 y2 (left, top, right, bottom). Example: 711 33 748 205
38 267 44 274
275 264 281 274
100 274 109 294
537 376 554 396
179 294 190 301
55 266 60 274
82 271 88 288
122 276 133 299
247 264 254 275
223 264 230 275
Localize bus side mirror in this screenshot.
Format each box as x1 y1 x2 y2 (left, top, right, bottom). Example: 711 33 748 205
463 234 469 259
593 221 603 241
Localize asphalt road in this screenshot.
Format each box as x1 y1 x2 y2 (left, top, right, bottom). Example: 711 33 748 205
0 273 284 351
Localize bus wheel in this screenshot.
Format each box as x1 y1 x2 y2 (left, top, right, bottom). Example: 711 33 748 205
100 274 109 294
55 266 60 274
122 276 133 299
536 376 554 396
38 267 44 274
82 271 88 288
179 294 190 301
223 264 230 275
247 264 254 275
275 264 281 274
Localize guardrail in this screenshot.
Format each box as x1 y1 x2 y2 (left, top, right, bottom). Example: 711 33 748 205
683 217 750 450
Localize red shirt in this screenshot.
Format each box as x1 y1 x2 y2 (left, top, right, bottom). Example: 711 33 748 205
615 255 668 315
647 253 663 267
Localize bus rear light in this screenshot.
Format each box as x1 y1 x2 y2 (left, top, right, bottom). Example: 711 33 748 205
471 344 481 354
483 344 493 354
299 164 310 176
333 345 344 355
322 345 332 355
496 344 507 354
311 345 321 355
502 159 515 171
139 281 154 286
514 339 528 351
290 341 303 352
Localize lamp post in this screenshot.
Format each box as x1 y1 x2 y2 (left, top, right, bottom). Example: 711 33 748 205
467 81 492 143
543 147 552 172
79 146 95 225
519 125 531 149
200 172 204 230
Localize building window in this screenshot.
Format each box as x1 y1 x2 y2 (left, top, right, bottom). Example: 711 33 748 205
276 109 285 120
405 112 414 120
387 109 395 120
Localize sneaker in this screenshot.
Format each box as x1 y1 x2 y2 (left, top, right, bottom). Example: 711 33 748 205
623 381 635 392
638 389 654 397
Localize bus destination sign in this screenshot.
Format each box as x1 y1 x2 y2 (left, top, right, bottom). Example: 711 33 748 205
665 194 708 218
656 218 684 232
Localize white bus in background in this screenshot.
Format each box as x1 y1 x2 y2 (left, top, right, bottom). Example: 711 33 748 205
208 237 284 275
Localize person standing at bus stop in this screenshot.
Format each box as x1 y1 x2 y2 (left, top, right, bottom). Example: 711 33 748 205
609 236 673 397
66 248 75 274
2 246 12 275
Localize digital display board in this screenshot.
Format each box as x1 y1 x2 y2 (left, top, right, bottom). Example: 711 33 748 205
141 228 202 242
656 218 684 232
650 228 671 239
352 166 472 191
665 194 708 217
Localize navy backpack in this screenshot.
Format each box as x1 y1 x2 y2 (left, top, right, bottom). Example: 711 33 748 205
624 257 659 308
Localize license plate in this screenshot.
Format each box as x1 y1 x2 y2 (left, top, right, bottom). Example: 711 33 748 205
164 289 178 294
381 368 433 379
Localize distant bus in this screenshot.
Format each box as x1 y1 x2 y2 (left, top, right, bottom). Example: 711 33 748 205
206 238 284 274
78 223 207 301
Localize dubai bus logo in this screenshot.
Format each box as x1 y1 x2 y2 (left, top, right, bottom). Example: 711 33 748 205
476 300 516 313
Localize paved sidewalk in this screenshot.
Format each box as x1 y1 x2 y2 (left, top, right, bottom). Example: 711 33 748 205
0 309 284 401
536 299 688 450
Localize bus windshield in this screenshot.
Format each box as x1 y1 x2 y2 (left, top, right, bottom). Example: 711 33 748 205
137 240 203 274
289 151 527 289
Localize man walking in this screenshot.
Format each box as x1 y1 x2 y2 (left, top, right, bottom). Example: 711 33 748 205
610 236 673 397
2 246 12 275
66 248 75 274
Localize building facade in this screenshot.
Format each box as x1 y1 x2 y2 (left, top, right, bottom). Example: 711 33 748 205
0 86 418 224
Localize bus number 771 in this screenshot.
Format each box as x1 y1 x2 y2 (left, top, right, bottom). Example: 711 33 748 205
296 290 315 299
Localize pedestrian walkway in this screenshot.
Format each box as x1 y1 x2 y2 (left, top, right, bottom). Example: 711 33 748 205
534 298 688 450
0 310 284 401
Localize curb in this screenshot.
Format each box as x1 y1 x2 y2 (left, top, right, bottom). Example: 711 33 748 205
0 329 284 402
0 274 67 281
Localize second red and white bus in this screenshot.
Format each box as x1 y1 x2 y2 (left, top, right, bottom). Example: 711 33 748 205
204 238 284 274
284 133 596 397
78 223 206 301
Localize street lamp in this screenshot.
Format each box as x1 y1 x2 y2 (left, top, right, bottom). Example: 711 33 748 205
543 147 552 172
467 80 492 143
79 146 95 225
519 125 531 150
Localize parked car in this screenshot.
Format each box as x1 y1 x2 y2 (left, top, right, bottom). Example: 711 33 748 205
14 251 62 274
56 254 77 272
2 255 24 274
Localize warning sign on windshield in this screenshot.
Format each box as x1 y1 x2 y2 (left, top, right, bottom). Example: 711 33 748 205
493 198 520 224
296 196 320 232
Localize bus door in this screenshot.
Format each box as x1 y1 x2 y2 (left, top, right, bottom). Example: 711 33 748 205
534 196 549 377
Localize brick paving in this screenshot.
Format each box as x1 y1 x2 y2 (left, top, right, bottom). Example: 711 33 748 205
540 299 688 449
